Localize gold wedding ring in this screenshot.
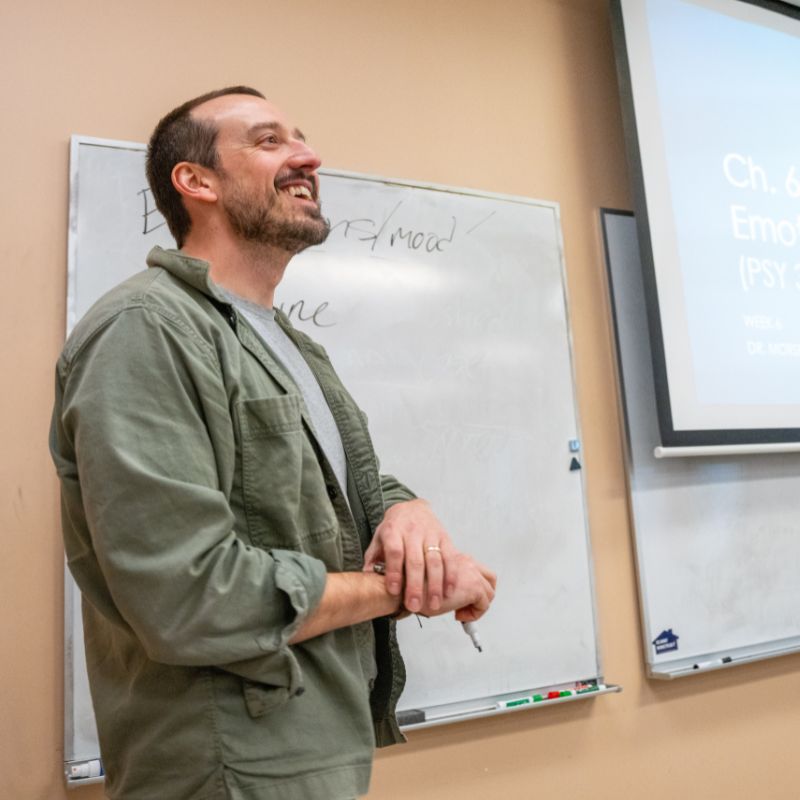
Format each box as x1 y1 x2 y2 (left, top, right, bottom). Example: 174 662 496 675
425 545 442 554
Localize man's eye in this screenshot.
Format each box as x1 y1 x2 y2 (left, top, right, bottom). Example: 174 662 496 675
260 135 279 146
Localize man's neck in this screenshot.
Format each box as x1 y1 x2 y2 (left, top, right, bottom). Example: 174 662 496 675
181 231 292 308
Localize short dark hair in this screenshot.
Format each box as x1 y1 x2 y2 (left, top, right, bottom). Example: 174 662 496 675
145 86 265 247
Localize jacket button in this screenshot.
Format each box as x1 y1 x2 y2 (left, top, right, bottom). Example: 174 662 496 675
326 484 337 500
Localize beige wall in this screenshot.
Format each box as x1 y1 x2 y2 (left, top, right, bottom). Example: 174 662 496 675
2 1 798 798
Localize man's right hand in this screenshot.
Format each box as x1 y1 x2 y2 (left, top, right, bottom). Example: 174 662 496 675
417 554 496 622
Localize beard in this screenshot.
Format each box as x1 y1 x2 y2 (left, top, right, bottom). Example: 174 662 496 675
221 181 330 253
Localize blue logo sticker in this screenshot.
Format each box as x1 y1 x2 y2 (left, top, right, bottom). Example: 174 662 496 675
653 629 679 654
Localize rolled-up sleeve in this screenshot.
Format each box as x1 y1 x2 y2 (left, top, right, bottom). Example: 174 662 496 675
52 305 327 690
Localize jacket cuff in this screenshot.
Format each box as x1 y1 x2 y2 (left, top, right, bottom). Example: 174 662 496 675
265 549 328 649
373 715 407 748
227 551 327 712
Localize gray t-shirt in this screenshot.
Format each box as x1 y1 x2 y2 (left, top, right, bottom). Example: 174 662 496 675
219 289 349 500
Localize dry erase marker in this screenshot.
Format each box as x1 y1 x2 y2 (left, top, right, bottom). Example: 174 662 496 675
692 656 732 670
69 760 104 779
496 696 532 709
462 621 482 652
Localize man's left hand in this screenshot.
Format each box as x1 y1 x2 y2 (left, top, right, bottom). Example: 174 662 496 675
363 499 458 614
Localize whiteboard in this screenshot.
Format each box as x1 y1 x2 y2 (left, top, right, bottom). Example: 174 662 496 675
64 136 608 773
603 209 800 679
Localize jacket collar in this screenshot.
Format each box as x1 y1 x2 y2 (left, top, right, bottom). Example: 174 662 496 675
147 245 299 341
146 246 231 305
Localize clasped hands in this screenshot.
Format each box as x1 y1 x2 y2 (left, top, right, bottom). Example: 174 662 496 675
363 498 496 622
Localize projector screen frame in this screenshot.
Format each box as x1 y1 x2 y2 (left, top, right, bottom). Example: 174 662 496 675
609 0 800 448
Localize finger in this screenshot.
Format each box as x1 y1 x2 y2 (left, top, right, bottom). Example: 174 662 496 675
367 519 405 594
403 539 426 614
439 540 459 599
362 539 383 570
383 555 405 597
454 571 495 622
477 561 497 590
471 588 493 618
454 599 489 622
423 545 444 611
381 529 406 597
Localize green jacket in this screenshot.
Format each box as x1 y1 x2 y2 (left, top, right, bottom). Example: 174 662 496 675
50 247 411 800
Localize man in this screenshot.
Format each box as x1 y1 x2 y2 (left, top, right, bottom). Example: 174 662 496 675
50 86 495 799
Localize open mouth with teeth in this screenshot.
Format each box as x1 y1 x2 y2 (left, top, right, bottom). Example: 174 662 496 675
281 184 315 201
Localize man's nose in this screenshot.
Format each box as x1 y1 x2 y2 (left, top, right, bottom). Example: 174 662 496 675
287 139 322 172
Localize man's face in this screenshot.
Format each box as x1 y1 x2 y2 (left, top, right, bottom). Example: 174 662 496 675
192 94 330 252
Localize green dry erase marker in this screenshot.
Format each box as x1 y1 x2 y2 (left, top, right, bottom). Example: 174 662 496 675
496 697 531 709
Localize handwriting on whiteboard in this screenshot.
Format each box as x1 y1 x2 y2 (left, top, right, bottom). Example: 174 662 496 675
139 188 167 235
329 201 457 254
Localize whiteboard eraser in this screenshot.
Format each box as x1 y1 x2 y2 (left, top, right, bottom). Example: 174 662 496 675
397 709 426 726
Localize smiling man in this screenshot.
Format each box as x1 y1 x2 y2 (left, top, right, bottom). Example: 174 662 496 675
50 86 496 800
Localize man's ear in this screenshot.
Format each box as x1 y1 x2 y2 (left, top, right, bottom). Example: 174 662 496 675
171 162 219 204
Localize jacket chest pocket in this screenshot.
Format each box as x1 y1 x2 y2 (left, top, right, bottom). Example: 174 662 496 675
237 394 341 563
